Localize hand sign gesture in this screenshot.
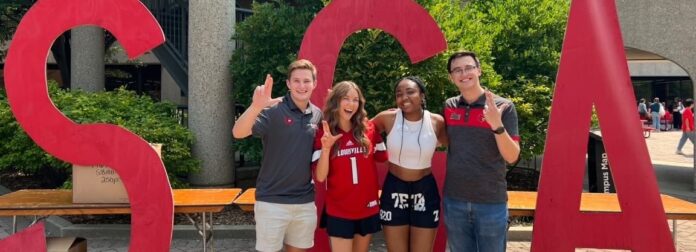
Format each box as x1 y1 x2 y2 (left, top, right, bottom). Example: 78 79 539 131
483 90 509 129
251 74 283 110
321 120 343 150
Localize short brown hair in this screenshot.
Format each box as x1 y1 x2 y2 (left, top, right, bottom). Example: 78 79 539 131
447 51 480 73
288 59 317 81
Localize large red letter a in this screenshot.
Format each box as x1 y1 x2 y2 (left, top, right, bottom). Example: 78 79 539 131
531 1 674 251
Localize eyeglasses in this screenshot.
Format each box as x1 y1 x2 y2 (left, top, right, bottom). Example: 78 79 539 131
450 65 478 75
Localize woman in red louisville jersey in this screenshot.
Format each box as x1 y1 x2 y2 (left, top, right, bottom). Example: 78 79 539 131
314 81 388 252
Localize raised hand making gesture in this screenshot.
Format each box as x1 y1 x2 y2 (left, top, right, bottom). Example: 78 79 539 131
320 120 343 151
232 74 284 139
483 90 509 130
251 74 283 110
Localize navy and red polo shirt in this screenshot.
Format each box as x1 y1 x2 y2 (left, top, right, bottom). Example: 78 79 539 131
444 94 520 203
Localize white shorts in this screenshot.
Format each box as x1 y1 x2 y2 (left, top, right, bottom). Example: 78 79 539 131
254 201 317 252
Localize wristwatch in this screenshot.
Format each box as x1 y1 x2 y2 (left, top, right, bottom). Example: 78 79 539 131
492 126 506 135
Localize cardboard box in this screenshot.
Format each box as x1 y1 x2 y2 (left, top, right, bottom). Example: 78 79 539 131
47 237 86 252
72 143 162 203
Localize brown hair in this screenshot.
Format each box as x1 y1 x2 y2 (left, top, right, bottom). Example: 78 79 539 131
288 59 317 81
447 51 480 73
322 81 370 154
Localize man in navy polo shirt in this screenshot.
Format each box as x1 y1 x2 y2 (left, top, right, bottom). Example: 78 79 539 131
443 51 521 252
649 97 662 131
233 59 322 252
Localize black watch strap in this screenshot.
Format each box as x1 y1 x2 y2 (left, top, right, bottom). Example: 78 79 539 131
492 126 506 134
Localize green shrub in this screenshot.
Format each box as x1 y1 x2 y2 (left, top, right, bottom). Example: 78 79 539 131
0 81 199 188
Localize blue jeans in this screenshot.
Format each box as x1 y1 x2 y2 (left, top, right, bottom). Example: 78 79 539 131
677 131 695 151
443 196 508 252
652 112 661 131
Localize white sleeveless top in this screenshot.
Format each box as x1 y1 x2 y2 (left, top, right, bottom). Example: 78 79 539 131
386 109 438 169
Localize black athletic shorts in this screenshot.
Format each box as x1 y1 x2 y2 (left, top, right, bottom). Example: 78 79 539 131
379 172 440 228
320 210 382 239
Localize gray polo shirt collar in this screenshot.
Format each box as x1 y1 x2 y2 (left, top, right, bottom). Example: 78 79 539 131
457 93 486 107
284 92 314 115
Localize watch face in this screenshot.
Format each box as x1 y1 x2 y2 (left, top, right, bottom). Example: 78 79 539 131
493 126 505 134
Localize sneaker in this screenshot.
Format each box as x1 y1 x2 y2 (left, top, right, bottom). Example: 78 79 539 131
676 150 685 155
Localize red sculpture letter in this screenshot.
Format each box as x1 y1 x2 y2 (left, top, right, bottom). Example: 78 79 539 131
3 0 173 251
0 222 46 252
299 0 447 105
531 0 674 251
298 0 447 251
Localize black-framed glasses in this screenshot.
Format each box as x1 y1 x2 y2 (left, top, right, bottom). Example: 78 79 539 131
450 65 478 75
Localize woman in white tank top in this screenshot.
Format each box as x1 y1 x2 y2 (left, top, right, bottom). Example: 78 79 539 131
371 76 448 252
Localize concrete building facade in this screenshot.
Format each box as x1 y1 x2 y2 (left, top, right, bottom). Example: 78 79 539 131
617 0 696 189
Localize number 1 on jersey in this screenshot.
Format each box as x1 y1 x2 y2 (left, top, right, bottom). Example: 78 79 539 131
350 156 358 184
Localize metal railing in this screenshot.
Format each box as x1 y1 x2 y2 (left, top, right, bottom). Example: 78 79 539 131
175 105 188 128
139 1 254 96
144 0 189 64
235 7 253 50
141 0 189 94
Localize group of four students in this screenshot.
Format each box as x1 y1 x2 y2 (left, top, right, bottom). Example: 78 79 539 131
232 51 520 252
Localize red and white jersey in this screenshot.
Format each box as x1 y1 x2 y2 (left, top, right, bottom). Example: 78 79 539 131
312 122 388 219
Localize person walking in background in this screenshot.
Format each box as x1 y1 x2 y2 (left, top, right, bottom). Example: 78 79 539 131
443 51 520 252
371 76 448 252
673 98 684 129
676 98 694 155
650 97 662 131
638 98 648 120
232 59 322 252
313 81 388 252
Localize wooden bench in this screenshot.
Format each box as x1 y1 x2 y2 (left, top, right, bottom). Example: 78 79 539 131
0 188 241 252
234 188 696 247
509 191 696 247
235 189 696 219
233 188 255 212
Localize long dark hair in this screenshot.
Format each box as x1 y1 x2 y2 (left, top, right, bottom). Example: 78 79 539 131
322 81 370 154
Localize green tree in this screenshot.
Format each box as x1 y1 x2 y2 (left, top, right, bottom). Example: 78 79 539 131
0 1 32 59
231 0 570 163
230 0 323 162
461 0 569 160
0 81 200 188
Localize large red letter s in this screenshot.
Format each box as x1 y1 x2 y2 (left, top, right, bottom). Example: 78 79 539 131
532 1 674 251
3 0 173 251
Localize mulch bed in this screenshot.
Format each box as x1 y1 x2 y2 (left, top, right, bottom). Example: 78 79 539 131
0 169 60 191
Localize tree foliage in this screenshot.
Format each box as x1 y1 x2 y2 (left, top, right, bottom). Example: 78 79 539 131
230 0 570 162
423 0 568 161
0 81 200 188
0 1 32 59
230 0 323 162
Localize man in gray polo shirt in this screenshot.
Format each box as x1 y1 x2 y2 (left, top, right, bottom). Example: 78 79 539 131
443 51 520 252
232 59 322 252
